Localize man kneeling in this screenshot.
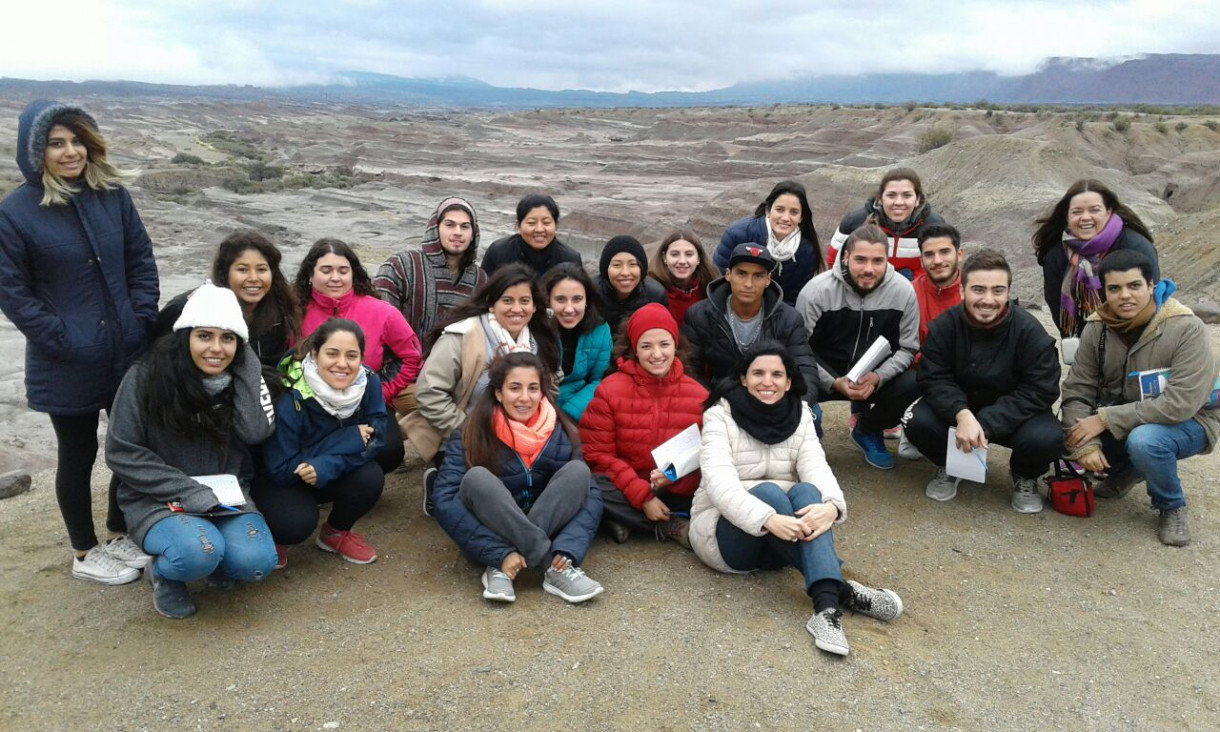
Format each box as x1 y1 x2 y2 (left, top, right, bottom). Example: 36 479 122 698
1061 251 1219 546
905 249 1062 512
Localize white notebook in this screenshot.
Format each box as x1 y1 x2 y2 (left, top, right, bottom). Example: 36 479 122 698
945 428 988 483
652 424 702 482
192 474 246 506
846 336 892 383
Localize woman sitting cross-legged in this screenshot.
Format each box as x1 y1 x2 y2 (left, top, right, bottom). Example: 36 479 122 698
105 284 278 619
433 352 604 604
690 341 904 656
260 318 387 567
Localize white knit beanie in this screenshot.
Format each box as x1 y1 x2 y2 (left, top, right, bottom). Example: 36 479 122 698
172 282 249 341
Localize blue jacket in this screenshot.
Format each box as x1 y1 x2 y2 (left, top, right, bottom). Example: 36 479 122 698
714 216 818 307
0 100 160 415
433 422 603 568
263 362 387 489
557 321 612 422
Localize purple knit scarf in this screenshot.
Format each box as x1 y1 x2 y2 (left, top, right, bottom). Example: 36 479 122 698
1058 214 1124 337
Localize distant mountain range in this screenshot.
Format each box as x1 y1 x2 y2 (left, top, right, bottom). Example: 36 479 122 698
3 54 1217 109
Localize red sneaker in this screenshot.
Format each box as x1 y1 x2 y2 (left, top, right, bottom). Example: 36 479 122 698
274 544 288 571
315 524 377 564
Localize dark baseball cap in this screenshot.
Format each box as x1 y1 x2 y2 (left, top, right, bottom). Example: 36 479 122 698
728 242 776 272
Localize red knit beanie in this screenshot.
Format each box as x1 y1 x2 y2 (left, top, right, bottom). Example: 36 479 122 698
627 303 679 347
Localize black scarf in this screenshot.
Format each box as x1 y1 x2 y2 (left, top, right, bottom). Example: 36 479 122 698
724 384 803 445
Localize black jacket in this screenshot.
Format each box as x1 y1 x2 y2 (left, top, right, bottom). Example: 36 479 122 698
917 304 1060 438
595 275 668 335
480 234 582 279
681 278 819 406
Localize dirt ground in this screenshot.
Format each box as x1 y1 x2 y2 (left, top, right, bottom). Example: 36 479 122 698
1 395 1217 732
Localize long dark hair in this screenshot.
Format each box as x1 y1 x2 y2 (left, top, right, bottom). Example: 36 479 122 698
542 262 604 334
426 263 559 370
462 352 580 472
753 180 822 272
293 237 376 306
141 329 247 446
703 340 806 409
212 230 300 343
648 229 718 291
1032 179 1155 265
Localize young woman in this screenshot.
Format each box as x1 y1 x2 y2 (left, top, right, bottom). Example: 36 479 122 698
715 180 822 305
1032 179 1159 339
105 284 278 619
595 235 668 334
480 193 582 278
691 342 904 656
543 263 612 422
261 319 387 566
0 100 160 584
825 168 946 281
296 238 422 469
157 230 300 370
374 196 487 338
433 352 604 604
648 229 718 327
579 304 707 545
405 264 560 513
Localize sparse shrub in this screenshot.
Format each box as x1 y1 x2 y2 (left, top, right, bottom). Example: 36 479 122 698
873 103 885 110
1205 120 1219 132
985 109 993 118
918 127 953 153
1075 119 1086 133
245 160 285 181
904 101 917 112
1155 121 1168 134
1112 117 1131 133
1175 121 1188 133
171 152 205 165
1106 111 1120 121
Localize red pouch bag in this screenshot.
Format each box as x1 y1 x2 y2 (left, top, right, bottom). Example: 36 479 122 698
1045 461 1094 518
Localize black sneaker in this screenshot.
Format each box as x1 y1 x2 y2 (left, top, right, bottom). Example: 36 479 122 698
148 563 196 619
422 467 437 517
1158 506 1191 547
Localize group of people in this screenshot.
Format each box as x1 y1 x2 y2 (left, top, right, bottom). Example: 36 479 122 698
2 100 1216 656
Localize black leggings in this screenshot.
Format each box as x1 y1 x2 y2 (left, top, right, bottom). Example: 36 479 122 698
252 461 385 545
49 410 125 551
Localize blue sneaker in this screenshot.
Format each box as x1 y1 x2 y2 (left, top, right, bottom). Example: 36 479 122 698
850 427 894 470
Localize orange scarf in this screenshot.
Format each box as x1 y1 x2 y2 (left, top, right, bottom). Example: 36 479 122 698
491 398 557 469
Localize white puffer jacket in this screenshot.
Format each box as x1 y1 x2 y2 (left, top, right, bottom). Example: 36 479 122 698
690 399 846 573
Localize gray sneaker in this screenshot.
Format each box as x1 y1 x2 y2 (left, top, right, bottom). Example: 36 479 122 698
925 467 959 502
103 535 151 569
147 563 196 619
806 608 849 656
1158 506 1191 547
481 567 516 603
845 580 904 622
1096 468 1144 499
543 559 604 604
72 544 141 585
1011 476 1044 514
897 428 923 461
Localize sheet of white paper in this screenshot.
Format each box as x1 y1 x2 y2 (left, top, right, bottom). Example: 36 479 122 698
652 424 702 481
192 473 246 506
846 336 892 383
945 427 988 483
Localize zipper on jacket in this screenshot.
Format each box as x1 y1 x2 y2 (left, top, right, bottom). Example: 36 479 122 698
514 452 534 511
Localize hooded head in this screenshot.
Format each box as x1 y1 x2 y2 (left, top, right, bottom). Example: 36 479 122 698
16 100 101 185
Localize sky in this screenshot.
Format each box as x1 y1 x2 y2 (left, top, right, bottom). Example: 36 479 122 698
3 1 1218 92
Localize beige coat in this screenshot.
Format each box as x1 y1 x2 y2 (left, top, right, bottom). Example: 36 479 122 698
690 400 845 573
1061 298 1220 459
402 316 487 461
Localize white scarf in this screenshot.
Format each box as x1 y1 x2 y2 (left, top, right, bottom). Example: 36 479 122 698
301 354 367 419
481 313 533 357
765 218 803 271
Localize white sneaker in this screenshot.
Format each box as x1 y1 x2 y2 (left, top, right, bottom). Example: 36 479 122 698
103 536 151 569
896 427 923 461
72 545 141 585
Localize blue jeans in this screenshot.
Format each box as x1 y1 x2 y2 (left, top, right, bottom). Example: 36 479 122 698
1101 420 1207 510
715 482 843 593
143 513 278 583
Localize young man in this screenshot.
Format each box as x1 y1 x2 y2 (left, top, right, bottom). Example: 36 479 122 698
1061 250 1219 546
797 225 920 469
913 223 964 344
682 243 819 407
905 249 1061 513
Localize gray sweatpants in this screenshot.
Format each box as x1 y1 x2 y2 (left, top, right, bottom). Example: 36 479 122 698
459 462 591 568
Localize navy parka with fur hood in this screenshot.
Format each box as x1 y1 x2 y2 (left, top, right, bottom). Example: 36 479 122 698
433 422 603 569
0 100 159 415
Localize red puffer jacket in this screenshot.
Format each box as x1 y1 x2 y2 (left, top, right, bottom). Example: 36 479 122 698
579 356 708 509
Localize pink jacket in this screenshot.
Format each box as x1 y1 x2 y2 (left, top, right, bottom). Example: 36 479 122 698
303 289 423 405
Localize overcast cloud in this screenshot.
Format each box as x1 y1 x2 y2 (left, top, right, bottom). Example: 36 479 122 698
3 1 1217 91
